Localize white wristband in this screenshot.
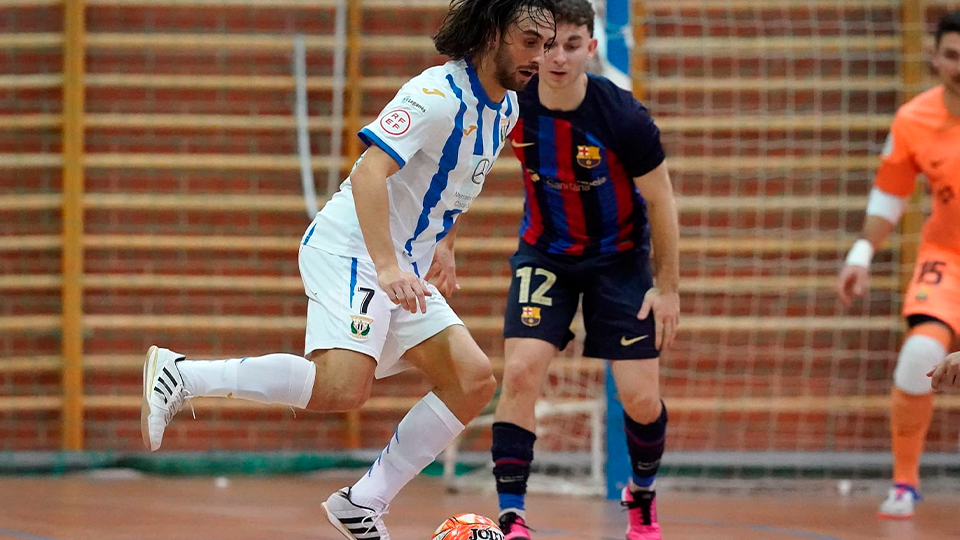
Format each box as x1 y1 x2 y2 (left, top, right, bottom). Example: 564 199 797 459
844 239 875 268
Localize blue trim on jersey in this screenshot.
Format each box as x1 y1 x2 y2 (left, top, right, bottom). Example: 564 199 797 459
359 127 406 168
411 261 420 278
403 75 468 256
302 222 317 245
588 132 621 254
349 257 358 308
436 209 463 243
465 57 502 110
473 101 486 156
466 63 486 155
537 118 574 253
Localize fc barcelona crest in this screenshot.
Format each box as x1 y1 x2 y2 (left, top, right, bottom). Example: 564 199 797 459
521 306 541 327
350 315 374 341
576 145 601 169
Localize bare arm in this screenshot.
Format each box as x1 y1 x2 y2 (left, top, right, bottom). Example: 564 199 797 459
857 215 898 255
634 161 680 350
350 145 430 313
440 219 459 249
839 112 917 306
425 220 460 297
351 146 400 271
836 212 899 307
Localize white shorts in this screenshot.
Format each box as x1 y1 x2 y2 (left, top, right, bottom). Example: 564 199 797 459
299 245 463 379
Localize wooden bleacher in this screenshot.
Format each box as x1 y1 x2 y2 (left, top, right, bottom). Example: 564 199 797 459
3 0 958 452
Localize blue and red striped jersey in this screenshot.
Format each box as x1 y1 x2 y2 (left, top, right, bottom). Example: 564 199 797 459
509 74 665 257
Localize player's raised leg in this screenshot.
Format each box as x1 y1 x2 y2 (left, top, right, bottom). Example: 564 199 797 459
141 242 381 453
141 345 378 452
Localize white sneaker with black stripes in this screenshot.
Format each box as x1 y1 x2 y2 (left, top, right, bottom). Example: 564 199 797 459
141 345 190 451
322 487 391 540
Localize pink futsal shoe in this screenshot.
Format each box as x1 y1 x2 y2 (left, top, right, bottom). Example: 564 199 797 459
498 511 532 540
621 486 662 540
877 483 919 520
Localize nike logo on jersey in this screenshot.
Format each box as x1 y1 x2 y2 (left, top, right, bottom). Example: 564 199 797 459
422 87 446 98
463 125 477 136
620 335 649 346
511 140 536 148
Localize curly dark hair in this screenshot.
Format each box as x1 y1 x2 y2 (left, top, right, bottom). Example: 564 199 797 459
433 0 557 61
936 9 960 48
553 0 594 36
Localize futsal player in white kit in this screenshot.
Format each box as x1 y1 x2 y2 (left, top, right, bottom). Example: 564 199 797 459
139 2 556 538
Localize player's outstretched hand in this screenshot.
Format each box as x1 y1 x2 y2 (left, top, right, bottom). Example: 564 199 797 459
637 287 680 351
378 266 432 314
836 264 869 306
425 242 459 297
928 353 960 392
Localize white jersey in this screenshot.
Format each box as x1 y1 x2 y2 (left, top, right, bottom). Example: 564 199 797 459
302 59 518 277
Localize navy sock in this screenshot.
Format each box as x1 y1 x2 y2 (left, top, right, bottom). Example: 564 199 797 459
624 402 667 489
491 422 536 512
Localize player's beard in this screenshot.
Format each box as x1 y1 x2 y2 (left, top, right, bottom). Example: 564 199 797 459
493 44 535 92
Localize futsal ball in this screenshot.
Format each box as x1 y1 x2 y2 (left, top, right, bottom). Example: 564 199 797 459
431 513 503 540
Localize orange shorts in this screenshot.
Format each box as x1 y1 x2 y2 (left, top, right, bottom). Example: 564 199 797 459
903 244 960 335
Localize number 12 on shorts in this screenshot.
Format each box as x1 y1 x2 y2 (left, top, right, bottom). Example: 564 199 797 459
516 267 556 306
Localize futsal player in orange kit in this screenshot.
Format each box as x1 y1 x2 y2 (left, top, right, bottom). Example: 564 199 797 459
837 9 960 520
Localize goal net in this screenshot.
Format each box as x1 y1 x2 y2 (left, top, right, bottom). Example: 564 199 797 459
638 0 960 487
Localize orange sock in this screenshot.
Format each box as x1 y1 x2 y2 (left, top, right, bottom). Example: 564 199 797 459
891 387 934 488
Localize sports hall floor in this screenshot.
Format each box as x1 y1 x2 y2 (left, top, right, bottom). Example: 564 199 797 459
1 473 956 540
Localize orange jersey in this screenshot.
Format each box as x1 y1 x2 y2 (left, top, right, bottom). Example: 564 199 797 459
875 86 960 254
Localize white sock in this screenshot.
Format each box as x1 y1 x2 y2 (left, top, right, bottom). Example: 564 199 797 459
350 392 464 510
177 354 316 408
499 508 526 520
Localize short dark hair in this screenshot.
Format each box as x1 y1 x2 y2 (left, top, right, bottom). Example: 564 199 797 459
433 0 557 61
553 0 595 36
935 9 960 48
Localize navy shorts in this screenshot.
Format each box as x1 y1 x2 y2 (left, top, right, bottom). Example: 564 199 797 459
503 242 659 360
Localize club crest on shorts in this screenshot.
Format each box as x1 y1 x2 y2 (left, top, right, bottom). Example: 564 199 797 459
915 287 929 302
521 306 541 327
349 315 374 340
576 145 602 168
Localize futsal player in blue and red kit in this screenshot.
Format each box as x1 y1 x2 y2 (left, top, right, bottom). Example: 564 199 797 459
489 1 679 538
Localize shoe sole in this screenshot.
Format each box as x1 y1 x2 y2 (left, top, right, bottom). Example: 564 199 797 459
322 501 360 540
140 345 159 451
877 511 913 520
